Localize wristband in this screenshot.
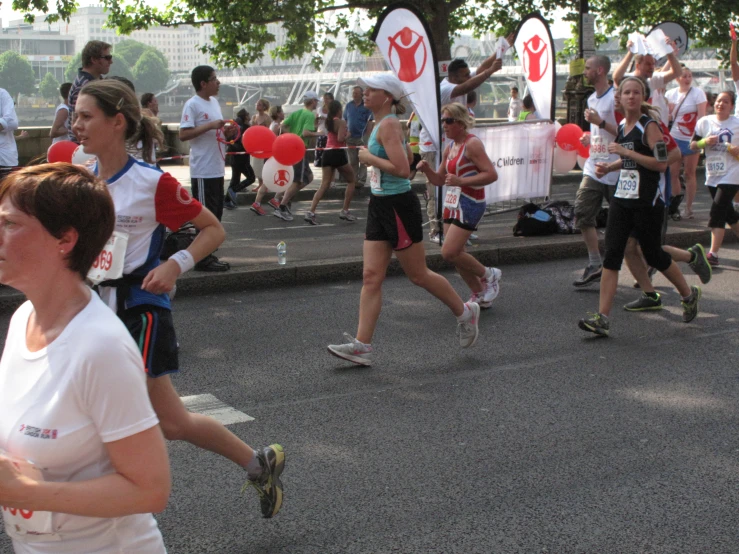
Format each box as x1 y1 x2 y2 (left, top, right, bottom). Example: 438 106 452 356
598 120 606 129
696 138 706 149
169 249 195 274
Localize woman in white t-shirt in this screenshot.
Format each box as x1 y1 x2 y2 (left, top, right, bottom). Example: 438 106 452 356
0 163 170 553
690 90 739 266
666 67 707 218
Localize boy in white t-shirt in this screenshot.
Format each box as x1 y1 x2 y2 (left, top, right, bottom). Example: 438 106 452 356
179 65 232 272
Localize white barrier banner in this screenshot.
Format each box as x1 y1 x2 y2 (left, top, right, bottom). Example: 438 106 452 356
470 121 555 203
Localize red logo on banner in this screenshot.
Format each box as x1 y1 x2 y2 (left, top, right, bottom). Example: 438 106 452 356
388 27 427 82
274 169 290 188
678 112 698 137
522 35 548 83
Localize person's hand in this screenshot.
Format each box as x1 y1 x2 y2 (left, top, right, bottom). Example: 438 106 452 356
594 162 610 178
705 136 719 146
142 260 180 295
584 108 602 125
505 32 515 46
416 160 428 172
580 133 591 147
358 147 373 166
210 119 225 131
608 142 626 156
626 39 634 51
490 59 503 74
445 173 462 187
222 122 238 139
16 130 29 140
0 456 28 503
727 144 739 158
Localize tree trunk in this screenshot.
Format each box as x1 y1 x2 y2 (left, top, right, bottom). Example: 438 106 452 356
411 0 453 61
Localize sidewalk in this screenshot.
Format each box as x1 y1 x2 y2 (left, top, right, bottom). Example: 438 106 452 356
0 165 733 311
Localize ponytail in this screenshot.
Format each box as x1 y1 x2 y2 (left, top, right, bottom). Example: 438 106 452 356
132 114 164 165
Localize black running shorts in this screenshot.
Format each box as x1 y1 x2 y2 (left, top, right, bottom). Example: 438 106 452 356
365 190 423 251
121 305 179 378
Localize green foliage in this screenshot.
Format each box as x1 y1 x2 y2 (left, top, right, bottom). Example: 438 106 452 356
0 51 36 97
64 52 82 82
11 0 739 67
38 71 61 101
133 50 169 93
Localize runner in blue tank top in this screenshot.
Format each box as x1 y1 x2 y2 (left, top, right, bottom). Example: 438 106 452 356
327 74 481 366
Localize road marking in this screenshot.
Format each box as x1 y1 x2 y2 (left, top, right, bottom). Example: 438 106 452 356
262 224 337 231
180 393 255 425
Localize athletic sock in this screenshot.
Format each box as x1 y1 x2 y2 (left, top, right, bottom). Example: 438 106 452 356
483 267 493 280
709 251 718 257
245 452 263 480
682 291 695 302
588 251 602 267
457 303 472 322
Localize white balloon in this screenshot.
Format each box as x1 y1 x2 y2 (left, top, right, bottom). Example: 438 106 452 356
553 147 578 174
577 155 588 169
262 157 294 193
72 145 97 167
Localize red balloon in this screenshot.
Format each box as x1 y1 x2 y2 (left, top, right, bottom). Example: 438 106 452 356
272 133 306 166
47 140 78 163
242 126 276 159
556 123 584 152
577 132 590 158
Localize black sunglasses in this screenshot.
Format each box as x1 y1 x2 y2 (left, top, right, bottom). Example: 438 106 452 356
440 117 458 125
99 55 113 61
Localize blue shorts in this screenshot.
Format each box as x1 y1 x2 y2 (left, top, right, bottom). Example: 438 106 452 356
443 195 486 231
674 138 697 157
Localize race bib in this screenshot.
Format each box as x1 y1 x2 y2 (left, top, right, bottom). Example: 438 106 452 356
444 186 461 209
615 169 640 200
706 154 727 177
590 135 609 160
87 231 129 285
1 452 57 542
368 166 382 192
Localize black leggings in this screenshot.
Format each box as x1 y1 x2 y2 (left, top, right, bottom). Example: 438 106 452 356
708 184 739 228
603 200 672 272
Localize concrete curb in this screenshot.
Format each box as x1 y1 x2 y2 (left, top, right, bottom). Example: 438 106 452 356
1 225 725 314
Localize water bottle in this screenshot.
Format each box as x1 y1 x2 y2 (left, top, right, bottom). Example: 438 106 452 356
277 241 287 265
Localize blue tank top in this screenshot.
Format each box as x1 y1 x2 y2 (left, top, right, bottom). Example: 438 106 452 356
368 114 411 196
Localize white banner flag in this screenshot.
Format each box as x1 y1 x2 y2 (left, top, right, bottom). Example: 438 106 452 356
471 122 555 203
514 15 556 121
373 5 441 153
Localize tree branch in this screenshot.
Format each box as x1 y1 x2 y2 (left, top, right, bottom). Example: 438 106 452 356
159 3 360 27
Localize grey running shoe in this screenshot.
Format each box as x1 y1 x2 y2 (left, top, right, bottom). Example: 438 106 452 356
242 444 285 518
681 285 701 323
327 333 372 366
624 292 663 311
304 211 319 225
481 268 502 303
274 206 293 221
227 188 238 204
458 302 480 348
574 264 602 287
687 244 712 284
578 312 609 336
339 209 357 222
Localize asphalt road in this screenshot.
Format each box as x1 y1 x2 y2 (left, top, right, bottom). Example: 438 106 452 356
1 249 739 553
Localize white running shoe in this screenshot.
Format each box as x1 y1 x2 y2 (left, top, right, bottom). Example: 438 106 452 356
481 268 502 303
468 291 492 309
458 302 480 348
327 333 372 366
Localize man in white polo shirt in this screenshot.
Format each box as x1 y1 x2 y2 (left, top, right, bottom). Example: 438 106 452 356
179 65 231 272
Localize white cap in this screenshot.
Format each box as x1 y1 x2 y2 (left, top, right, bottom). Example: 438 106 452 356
302 91 319 102
357 74 404 102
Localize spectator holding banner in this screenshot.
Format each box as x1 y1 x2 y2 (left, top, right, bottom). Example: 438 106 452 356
572 55 621 288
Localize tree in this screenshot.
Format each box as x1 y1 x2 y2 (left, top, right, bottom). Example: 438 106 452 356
0 51 36 98
133 50 169 93
12 0 739 67
39 71 61 101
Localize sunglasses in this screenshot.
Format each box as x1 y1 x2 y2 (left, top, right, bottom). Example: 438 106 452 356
440 117 458 125
98 55 113 61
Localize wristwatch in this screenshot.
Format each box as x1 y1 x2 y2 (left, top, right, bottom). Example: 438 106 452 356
598 120 606 129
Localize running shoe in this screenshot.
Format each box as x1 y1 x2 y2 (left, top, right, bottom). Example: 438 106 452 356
469 233 479 240
624 292 662 311
578 312 609 337
227 188 238 205
469 292 492 310
632 266 657 289
481 268 502 303
224 199 237 210
457 302 480 348
687 244 712 284
340 209 357 222
304 211 319 225
706 252 719 267
429 235 441 245
250 202 266 216
274 206 293 221
242 444 285 518
268 198 281 210
327 333 372 366
681 285 701 323
574 264 602 287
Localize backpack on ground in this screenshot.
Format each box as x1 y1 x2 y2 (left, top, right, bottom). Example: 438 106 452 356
512 202 558 237
160 223 197 260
